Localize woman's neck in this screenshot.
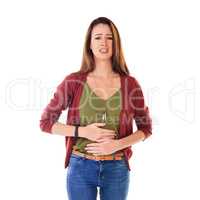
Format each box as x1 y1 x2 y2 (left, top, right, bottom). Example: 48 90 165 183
91 60 116 78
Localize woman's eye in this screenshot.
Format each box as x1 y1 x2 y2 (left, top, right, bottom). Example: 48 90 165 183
94 37 113 40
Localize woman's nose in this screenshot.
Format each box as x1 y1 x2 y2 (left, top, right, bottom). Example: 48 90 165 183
100 38 107 46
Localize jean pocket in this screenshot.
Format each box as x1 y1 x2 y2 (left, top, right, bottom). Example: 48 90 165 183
116 159 129 169
69 153 83 164
70 153 81 159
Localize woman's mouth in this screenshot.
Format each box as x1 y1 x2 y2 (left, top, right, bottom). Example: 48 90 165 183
99 48 109 54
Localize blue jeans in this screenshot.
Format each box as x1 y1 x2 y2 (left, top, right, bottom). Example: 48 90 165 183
66 153 130 200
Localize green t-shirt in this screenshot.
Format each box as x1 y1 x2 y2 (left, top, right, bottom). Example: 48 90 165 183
73 82 122 156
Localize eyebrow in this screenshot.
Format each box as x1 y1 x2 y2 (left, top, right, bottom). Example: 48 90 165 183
94 33 113 36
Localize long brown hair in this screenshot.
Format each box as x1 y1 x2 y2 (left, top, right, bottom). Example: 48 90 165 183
77 17 130 76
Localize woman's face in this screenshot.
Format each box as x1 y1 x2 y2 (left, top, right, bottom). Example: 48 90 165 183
90 23 113 61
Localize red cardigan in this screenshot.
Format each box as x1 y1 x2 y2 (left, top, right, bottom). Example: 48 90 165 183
40 71 152 171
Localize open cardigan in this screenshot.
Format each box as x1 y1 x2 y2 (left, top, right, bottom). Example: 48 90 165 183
40 71 152 171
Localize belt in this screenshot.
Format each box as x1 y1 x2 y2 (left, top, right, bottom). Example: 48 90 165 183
72 149 124 161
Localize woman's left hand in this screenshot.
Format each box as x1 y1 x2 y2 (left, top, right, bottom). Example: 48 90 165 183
85 138 120 156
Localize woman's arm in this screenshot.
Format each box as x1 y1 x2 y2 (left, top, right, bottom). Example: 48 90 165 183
85 130 149 155
131 77 152 141
39 73 74 133
115 130 146 150
51 122 87 137
85 130 146 155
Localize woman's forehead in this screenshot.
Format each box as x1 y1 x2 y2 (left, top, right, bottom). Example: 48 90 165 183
91 24 112 35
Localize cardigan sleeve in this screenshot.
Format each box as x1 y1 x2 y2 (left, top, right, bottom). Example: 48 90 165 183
131 77 152 141
39 73 74 133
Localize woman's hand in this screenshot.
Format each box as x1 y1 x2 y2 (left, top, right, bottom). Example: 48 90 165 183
84 138 120 156
82 122 116 142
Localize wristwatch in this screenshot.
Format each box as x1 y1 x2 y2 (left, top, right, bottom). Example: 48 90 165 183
74 125 79 139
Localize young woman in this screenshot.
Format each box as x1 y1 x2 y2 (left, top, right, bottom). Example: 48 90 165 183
40 17 152 200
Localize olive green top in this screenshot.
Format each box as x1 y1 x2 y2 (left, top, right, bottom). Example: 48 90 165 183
73 82 122 156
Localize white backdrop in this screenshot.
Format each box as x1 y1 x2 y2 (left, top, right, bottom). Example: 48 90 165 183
0 0 200 200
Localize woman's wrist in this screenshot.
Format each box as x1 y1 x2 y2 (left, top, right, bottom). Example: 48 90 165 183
78 126 88 138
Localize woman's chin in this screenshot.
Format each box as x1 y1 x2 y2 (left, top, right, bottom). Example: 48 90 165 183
94 55 112 61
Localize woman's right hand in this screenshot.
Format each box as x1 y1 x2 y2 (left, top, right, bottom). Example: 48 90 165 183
82 122 116 142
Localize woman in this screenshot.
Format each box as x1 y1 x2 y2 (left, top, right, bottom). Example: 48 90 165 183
40 17 152 200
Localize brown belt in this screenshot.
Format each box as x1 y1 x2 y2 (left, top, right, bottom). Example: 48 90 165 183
72 149 124 161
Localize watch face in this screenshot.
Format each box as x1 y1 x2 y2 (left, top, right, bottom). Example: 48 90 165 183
75 125 79 137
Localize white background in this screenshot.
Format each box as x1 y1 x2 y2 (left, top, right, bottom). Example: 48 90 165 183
0 0 200 200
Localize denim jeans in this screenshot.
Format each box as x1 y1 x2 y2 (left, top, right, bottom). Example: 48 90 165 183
66 153 130 200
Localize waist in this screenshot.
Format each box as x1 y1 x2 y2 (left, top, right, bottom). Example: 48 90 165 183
72 146 124 161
